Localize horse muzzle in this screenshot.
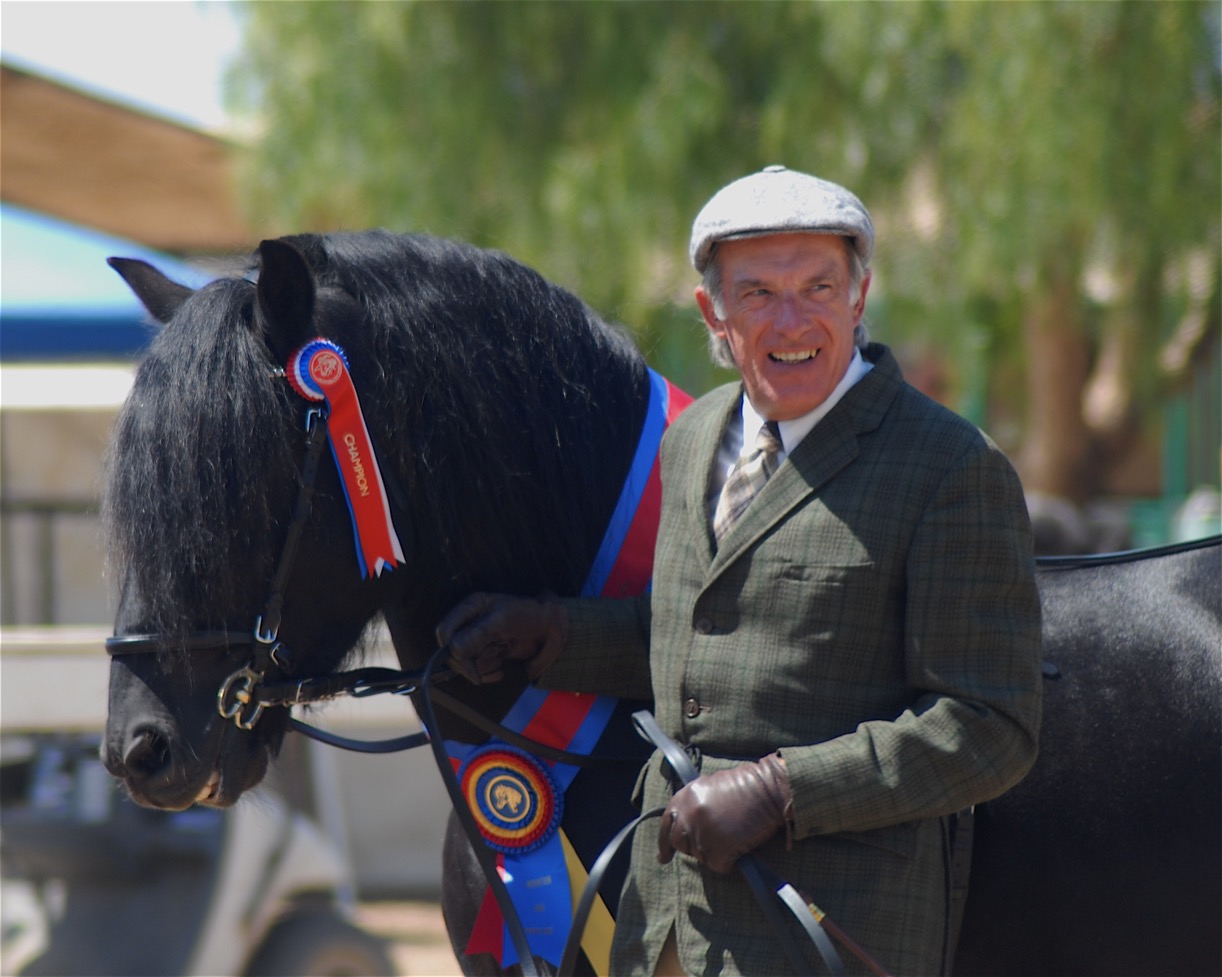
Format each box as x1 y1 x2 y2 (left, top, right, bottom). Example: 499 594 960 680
103 715 268 811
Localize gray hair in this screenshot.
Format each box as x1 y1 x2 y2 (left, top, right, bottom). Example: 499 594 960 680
702 237 870 370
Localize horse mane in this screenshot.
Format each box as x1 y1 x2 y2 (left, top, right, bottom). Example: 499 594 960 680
103 276 299 637
104 231 649 639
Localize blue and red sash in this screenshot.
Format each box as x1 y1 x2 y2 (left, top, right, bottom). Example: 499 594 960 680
451 368 691 970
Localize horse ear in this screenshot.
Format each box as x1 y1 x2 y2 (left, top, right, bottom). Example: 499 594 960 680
256 238 317 364
107 257 195 324
277 233 329 270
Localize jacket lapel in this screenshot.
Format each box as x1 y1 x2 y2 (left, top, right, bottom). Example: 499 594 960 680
707 345 903 580
682 384 744 561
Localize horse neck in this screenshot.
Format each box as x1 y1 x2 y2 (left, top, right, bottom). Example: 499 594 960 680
372 331 650 670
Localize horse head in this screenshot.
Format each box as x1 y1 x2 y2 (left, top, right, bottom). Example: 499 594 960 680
102 239 395 810
101 231 652 813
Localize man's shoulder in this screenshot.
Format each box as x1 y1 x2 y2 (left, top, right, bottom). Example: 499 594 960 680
690 379 743 413
848 347 1016 482
658 381 738 479
863 345 989 439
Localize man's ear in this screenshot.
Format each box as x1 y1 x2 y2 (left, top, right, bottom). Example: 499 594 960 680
853 272 873 323
695 285 726 337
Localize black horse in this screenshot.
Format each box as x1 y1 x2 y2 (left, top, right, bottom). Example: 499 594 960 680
101 231 1221 976
102 231 660 976
956 538 1221 976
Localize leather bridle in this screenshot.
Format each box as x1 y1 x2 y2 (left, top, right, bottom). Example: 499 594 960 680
104 406 425 738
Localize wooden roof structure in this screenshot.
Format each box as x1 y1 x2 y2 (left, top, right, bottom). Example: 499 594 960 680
1 64 255 255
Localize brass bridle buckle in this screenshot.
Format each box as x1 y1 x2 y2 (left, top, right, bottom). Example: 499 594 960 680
217 664 265 730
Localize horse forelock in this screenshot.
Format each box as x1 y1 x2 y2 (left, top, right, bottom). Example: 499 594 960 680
104 277 299 637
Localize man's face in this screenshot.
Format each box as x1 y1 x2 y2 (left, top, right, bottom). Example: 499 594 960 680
696 233 870 421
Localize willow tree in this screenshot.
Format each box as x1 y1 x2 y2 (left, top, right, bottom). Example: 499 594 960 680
227 0 1219 500
912 1 1221 499
226 1 958 393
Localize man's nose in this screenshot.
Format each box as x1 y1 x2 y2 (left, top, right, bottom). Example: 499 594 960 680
772 293 805 333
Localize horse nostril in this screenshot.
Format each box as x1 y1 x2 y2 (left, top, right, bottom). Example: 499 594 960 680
123 726 172 780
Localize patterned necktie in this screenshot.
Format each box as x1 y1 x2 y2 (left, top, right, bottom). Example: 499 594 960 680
713 421 783 545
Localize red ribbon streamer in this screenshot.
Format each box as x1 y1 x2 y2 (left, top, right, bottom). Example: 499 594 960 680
287 339 405 578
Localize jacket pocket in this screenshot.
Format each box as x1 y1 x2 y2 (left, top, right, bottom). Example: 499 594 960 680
834 819 920 859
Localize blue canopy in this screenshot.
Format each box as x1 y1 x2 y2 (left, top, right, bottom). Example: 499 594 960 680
0 205 214 361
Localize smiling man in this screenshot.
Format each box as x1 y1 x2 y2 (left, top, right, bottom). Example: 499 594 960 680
698 232 868 418
439 166 1044 976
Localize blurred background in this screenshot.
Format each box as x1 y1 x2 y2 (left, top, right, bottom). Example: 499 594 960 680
1 1 1219 974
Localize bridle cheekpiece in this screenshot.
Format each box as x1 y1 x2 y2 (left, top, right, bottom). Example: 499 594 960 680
105 337 405 731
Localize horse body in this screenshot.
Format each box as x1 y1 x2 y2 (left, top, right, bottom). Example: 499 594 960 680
956 540 1222 976
102 230 1221 977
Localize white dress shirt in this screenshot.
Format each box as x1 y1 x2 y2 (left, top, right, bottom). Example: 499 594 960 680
708 349 874 519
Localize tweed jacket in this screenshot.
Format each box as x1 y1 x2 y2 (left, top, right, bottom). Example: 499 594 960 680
542 344 1043 976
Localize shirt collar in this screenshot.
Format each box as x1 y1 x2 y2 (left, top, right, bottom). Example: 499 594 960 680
741 348 873 457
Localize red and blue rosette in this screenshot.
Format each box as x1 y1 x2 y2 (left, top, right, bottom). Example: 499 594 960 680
286 339 405 578
451 742 571 966
459 746 564 855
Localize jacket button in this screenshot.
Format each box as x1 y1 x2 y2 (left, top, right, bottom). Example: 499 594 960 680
684 697 701 719
695 617 713 634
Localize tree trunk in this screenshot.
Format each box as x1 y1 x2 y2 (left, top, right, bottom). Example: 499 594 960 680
1083 305 1141 479
1018 274 1096 502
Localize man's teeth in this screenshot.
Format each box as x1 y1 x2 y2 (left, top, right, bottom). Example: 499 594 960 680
771 350 817 362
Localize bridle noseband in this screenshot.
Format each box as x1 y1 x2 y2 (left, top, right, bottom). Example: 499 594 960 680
106 629 269 729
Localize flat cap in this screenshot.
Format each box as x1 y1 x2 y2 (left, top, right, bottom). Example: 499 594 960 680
689 165 874 273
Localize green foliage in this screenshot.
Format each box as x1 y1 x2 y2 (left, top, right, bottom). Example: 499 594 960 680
228 0 1219 420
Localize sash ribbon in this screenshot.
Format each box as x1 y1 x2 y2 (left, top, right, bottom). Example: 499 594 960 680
454 368 692 969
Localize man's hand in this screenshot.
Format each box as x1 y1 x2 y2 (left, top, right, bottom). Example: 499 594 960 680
435 593 568 685
658 753 793 874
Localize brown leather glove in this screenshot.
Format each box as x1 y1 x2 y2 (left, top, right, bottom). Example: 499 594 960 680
658 753 793 874
435 592 568 685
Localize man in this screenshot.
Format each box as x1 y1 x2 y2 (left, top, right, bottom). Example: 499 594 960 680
437 165 1043 976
